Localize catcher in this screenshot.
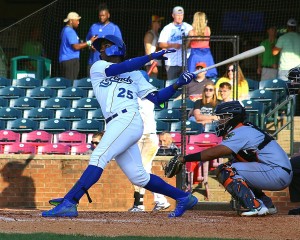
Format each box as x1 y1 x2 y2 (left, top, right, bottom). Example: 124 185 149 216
165 101 292 216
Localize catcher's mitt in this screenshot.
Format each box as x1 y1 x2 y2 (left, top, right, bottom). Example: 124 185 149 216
164 154 183 178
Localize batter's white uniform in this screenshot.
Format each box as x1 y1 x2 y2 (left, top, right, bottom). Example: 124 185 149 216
136 98 169 205
222 125 292 190
89 60 156 187
158 22 192 66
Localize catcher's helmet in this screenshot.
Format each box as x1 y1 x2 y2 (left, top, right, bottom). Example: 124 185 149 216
92 35 126 57
287 65 300 82
214 101 246 137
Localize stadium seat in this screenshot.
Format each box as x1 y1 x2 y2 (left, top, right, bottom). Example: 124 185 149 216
7 118 38 133
70 144 92 155
10 96 40 110
41 97 71 110
57 107 86 121
155 109 181 122
72 119 105 133
24 107 55 121
42 77 72 89
13 77 41 89
0 130 20 144
56 130 86 146
37 143 70 155
246 78 260 91
39 118 71 133
259 78 289 105
73 97 99 110
0 98 9 108
242 99 265 127
248 89 275 114
188 133 221 147
148 77 165 89
156 120 170 133
73 77 93 90
0 86 25 99
57 87 87 100
169 132 188 147
170 120 204 135
87 108 105 121
4 143 36 154
0 77 12 88
0 107 22 120
22 130 52 146
171 99 195 111
28 86 55 100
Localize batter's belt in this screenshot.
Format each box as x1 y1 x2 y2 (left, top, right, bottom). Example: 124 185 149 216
105 109 128 123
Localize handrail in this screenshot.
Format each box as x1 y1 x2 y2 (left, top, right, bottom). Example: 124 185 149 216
264 95 296 155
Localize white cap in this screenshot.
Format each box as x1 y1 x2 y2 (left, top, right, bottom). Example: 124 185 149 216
287 18 297 27
64 12 81 22
172 6 184 15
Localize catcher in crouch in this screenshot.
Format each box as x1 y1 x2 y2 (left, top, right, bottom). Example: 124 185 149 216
165 101 292 216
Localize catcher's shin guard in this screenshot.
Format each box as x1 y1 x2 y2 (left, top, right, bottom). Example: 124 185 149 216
216 163 260 211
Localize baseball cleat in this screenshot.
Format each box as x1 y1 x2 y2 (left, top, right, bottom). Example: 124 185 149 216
49 198 64 206
268 205 278 215
42 199 78 217
240 200 269 217
128 205 145 212
168 193 198 218
152 202 171 212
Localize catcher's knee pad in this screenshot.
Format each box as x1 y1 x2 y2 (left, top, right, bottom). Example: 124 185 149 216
215 163 235 188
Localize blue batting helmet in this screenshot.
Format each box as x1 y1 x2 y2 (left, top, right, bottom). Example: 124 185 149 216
92 35 126 57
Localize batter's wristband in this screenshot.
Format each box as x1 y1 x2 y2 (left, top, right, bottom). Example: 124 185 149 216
86 40 92 47
184 152 202 162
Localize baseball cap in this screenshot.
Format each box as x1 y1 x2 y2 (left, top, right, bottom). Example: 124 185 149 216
152 15 164 22
63 12 81 22
287 18 297 27
196 62 207 68
172 6 184 15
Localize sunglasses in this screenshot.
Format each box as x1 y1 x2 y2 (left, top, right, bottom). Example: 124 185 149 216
205 88 214 92
91 141 100 145
227 67 236 72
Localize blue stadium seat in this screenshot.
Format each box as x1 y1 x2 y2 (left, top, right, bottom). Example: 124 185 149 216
10 96 40 110
170 120 204 135
73 77 93 90
0 98 9 108
24 107 55 121
0 107 22 120
148 77 165 89
0 86 26 99
156 120 170 133
42 77 72 89
57 108 86 121
13 77 41 89
39 118 71 133
28 86 55 100
171 99 195 110
155 109 181 122
41 97 71 110
72 119 104 133
259 78 289 105
248 89 275 114
73 97 99 110
7 118 38 133
0 77 12 88
246 78 260 91
242 99 265 127
87 108 105 121
57 87 87 100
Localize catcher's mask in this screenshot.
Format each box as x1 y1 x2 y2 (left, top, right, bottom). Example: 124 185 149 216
92 35 126 58
286 65 300 83
213 101 246 137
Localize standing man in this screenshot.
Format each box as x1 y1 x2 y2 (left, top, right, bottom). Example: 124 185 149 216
42 35 198 218
158 6 193 80
59 12 98 80
257 25 279 80
86 4 122 76
144 15 164 78
128 98 171 212
272 18 300 80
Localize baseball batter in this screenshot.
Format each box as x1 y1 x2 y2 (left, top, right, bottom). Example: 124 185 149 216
169 101 292 216
42 35 198 218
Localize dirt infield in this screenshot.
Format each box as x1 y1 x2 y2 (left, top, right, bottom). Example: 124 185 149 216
0 209 299 239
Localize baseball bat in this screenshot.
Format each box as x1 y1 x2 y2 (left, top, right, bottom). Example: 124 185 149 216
193 46 265 75
147 61 158 75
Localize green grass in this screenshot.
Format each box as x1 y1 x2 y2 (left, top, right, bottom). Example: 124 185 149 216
0 233 244 240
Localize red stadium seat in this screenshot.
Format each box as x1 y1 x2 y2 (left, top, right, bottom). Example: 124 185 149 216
4 143 36 154
188 133 221 147
70 144 92 155
37 143 70 155
56 130 86 146
22 130 52 147
0 130 20 153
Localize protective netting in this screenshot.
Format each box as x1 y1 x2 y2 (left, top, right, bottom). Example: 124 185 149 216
0 0 299 80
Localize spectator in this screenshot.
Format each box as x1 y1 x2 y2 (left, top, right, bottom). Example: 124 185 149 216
218 82 232 102
157 131 180 156
129 98 170 212
187 12 217 79
84 131 105 155
144 15 164 78
174 62 214 102
215 64 249 101
86 4 122 76
59 12 98 80
257 25 279 81
158 6 193 80
272 18 300 81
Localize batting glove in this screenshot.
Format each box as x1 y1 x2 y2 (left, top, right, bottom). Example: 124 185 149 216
150 49 176 60
176 71 196 87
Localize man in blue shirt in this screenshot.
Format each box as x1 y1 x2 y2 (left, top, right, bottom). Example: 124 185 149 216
59 12 98 80
86 4 122 76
